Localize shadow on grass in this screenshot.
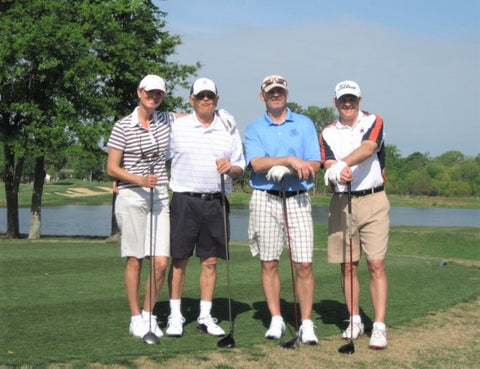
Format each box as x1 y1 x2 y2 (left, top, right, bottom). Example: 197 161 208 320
153 297 252 328
252 299 303 329
251 298 374 335
314 299 373 334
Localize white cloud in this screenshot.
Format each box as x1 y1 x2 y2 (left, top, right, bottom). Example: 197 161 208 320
168 18 479 157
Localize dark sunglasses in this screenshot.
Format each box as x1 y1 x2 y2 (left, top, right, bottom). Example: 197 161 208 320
338 95 359 104
144 90 165 98
195 91 217 100
261 77 287 91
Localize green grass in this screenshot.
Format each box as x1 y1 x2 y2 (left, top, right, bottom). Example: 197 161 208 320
0 226 479 368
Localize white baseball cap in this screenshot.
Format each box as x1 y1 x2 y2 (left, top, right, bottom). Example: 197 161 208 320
190 78 218 96
138 74 166 92
261 75 288 93
334 80 361 99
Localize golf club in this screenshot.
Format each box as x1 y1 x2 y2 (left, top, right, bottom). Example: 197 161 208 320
280 178 300 349
217 174 236 348
338 181 355 354
143 163 160 345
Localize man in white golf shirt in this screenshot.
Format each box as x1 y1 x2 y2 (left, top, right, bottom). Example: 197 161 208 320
320 80 390 350
166 78 245 338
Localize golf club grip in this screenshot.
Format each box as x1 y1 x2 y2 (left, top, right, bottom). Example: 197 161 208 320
220 173 225 197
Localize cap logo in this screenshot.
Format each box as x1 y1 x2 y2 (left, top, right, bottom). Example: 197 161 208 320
338 83 357 91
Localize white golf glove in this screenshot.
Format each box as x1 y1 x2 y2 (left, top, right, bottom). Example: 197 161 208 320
266 165 293 182
216 109 237 134
324 160 347 186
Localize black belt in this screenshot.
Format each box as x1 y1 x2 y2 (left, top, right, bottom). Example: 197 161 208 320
339 185 384 197
182 192 222 201
265 190 306 199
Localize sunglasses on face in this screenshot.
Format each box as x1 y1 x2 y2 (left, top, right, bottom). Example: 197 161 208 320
144 90 165 98
194 91 217 100
338 96 359 104
261 77 287 91
265 87 287 95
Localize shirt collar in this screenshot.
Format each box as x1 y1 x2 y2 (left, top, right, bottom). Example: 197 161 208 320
130 106 158 128
192 112 222 131
336 110 365 129
264 107 293 126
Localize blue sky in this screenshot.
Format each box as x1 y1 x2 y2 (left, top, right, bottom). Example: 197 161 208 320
155 0 479 157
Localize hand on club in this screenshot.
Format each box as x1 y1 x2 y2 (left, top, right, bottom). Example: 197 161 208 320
288 157 316 181
142 173 158 188
324 160 349 185
216 109 237 134
216 158 232 175
266 165 293 182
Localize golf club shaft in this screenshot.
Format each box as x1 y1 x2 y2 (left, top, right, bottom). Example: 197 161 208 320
148 164 155 331
281 178 299 332
347 181 353 340
220 174 233 331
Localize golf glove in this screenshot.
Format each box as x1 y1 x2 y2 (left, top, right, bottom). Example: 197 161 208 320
216 109 237 134
266 165 293 182
324 160 347 186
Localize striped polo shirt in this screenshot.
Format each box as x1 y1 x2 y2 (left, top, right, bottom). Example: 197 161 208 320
107 107 171 189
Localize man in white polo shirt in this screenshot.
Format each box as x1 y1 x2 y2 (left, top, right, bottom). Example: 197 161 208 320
166 78 246 338
320 80 390 350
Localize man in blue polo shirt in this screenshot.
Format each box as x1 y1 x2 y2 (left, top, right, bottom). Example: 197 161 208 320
244 75 321 345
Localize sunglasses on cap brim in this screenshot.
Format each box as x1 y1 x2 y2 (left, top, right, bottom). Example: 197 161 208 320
261 77 287 91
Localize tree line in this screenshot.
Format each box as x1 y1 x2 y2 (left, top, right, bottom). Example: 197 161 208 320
0 0 199 238
1 1 478 240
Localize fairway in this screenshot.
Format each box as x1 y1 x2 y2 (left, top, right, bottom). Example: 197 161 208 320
0 226 479 368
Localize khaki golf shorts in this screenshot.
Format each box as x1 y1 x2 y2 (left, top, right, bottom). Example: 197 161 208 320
115 185 170 259
328 190 390 263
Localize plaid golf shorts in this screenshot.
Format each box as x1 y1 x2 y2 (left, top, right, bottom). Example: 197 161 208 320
248 189 314 263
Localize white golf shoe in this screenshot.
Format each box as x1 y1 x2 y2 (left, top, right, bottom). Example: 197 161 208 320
145 314 164 338
197 315 225 337
369 324 387 349
342 321 364 340
166 314 185 337
129 318 149 338
299 319 318 345
265 316 285 340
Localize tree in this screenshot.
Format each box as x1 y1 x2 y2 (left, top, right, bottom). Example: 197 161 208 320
303 105 336 132
0 0 199 238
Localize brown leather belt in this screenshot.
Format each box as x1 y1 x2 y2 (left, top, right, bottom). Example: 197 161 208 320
265 190 306 199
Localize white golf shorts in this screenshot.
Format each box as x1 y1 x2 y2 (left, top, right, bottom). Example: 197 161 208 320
115 185 170 258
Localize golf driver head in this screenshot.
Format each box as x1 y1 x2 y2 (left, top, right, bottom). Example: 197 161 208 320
281 336 299 349
338 340 355 354
217 333 235 348
143 331 160 345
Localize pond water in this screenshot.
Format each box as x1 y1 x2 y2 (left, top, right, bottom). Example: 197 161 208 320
1 205 479 241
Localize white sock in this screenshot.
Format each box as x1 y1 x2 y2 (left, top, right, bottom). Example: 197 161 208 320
373 322 386 331
170 299 182 317
131 314 142 323
352 315 362 324
199 300 212 318
141 310 155 320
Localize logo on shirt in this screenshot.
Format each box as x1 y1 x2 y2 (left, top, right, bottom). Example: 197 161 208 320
289 129 299 137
